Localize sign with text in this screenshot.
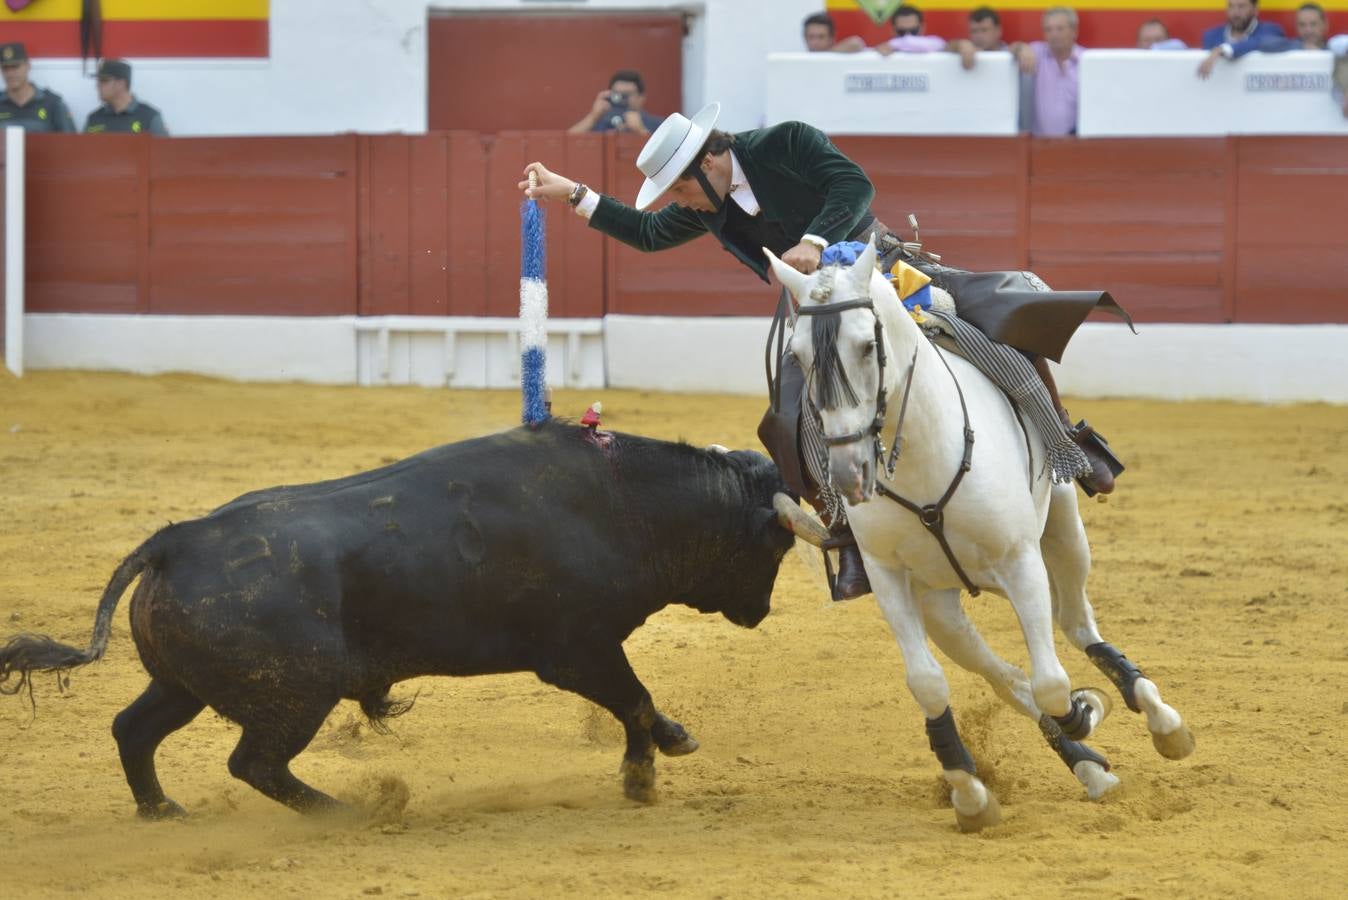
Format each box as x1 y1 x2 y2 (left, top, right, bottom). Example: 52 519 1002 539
844 72 929 92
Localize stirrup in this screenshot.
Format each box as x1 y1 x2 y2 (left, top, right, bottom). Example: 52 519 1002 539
1071 420 1125 497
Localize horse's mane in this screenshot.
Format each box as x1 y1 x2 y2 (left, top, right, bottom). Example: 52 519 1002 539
804 264 862 411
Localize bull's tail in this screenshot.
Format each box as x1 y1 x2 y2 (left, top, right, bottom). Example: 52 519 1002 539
0 528 166 707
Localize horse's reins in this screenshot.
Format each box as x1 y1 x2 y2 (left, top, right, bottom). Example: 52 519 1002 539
795 295 982 597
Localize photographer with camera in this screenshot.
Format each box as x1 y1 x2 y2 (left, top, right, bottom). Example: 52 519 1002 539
568 69 662 135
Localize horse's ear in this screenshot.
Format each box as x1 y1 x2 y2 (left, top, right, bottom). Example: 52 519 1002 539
856 235 879 278
764 247 809 302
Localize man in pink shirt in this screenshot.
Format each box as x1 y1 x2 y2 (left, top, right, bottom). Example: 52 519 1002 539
873 3 979 68
1015 6 1084 136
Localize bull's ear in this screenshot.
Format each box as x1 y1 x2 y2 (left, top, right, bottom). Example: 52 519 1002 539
764 246 809 302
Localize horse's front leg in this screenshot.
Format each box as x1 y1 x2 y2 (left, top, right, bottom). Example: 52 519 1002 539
868 560 1000 832
1041 483 1194 760
1002 547 1120 800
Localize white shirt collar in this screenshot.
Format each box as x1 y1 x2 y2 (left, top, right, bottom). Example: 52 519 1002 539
728 150 760 216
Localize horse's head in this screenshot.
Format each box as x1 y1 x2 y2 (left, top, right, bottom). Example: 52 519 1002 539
766 236 908 506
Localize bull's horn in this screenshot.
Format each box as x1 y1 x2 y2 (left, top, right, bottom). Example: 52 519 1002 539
706 444 730 454
773 492 829 546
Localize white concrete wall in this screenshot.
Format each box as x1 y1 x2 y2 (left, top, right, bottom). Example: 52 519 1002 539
1080 50 1348 137
24 0 819 136
20 313 1348 402
766 51 1019 135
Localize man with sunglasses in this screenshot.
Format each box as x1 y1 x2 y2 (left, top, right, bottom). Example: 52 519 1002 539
84 59 168 135
0 42 76 133
873 4 979 70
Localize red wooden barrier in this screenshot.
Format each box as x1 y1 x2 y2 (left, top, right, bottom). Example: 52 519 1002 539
1029 137 1232 323
1233 137 1348 324
149 137 359 316
10 133 1348 327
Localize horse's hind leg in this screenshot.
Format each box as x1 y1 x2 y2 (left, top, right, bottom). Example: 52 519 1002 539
226 695 343 813
1041 482 1194 760
112 679 206 819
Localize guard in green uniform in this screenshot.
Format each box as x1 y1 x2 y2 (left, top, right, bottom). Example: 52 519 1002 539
0 42 77 133
84 59 168 135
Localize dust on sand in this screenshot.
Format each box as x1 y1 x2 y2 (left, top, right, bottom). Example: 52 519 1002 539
1 371 1345 899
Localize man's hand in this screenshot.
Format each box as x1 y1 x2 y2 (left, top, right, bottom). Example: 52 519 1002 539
519 163 577 202
590 89 612 117
782 241 823 274
873 41 896 56
622 108 650 134
1197 48 1221 80
1015 43 1037 74
952 39 977 71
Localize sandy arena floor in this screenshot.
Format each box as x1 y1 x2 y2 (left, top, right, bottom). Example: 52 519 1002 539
1 370 1345 899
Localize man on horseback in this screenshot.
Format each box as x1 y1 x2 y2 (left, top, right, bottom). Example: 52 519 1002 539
520 102 1123 600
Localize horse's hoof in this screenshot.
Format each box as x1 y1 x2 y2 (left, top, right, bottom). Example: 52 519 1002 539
1071 687 1113 737
620 759 657 803
955 792 1001 833
1152 724 1196 760
657 735 699 757
1073 760 1121 801
137 798 187 820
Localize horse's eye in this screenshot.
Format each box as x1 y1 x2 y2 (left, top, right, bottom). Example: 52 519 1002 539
862 341 876 358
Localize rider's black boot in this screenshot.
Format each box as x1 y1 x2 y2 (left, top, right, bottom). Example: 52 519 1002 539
830 526 872 601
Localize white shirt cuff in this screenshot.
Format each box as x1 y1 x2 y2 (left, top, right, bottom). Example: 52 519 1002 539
574 189 600 220
801 234 829 252
1219 42 1234 58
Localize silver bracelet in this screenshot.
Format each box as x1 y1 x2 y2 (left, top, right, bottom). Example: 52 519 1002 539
568 183 589 207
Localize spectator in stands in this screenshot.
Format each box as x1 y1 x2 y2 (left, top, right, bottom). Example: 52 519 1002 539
84 60 168 135
803 11 866 52
1197 2 1333 77
1201 0 1285 50
1137 18 1188 49
967 6 1008 51
568 70 663 135
0 42 75 132
1014 7 1084 136
874 4 979 69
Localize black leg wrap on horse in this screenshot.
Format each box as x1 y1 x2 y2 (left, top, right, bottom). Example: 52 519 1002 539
1038 714 1111 773
1085 641 1144 713
926 706 976 774
1052 696 1094 741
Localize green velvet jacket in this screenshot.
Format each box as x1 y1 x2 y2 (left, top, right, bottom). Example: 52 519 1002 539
588 121 875 282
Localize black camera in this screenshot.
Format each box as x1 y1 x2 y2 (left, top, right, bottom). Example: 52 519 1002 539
606 91 629 109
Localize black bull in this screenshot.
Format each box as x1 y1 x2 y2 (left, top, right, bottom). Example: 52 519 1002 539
0 421 800 816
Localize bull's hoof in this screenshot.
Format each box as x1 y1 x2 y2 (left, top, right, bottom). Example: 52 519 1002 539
620 759 657 803
657 735 699 757
137 798 188 821
954 792 1001 833
1152 724 1196 760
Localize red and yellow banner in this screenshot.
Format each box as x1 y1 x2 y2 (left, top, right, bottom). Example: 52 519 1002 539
2 0 268 58
826 0 1346 49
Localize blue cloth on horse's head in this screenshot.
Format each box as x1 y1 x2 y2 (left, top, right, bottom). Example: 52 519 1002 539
820 241 869 267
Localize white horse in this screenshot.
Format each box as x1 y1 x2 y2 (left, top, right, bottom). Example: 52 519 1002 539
767 237 1194 832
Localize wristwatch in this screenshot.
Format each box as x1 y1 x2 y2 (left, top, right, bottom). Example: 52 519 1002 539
568 183 589 207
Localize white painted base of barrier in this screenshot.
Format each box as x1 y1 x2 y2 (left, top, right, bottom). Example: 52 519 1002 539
18 313 1347 403
604 315 1348 404
23 314 607 390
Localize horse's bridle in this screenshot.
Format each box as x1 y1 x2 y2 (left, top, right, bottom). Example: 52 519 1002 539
793 293 982 596
794 296 917 475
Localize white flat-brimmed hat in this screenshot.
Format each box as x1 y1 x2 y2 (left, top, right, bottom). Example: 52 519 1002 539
634 102 721 210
